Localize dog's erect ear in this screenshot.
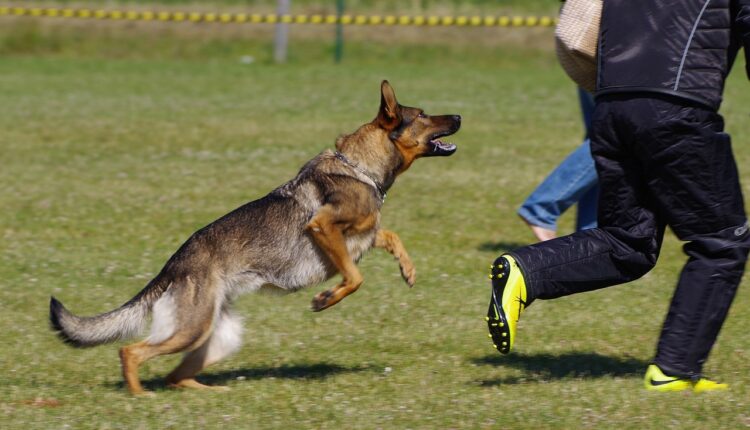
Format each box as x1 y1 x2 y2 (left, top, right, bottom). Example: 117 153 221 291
377 80 401 131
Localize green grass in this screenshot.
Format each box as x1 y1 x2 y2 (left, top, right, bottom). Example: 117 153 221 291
1 16 750 430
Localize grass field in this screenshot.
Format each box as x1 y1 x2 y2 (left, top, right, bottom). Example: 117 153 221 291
1 7 750 429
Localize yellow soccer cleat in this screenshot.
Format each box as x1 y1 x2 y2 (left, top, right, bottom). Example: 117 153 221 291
644 364 728 393
486 255 528 354
692 378 728 393
644 364 691 392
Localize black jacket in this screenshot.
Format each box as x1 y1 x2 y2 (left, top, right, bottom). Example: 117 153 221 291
596 0 750 110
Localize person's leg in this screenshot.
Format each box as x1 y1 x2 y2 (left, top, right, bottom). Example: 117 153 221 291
575 183 599 231
517 139 599 239
517 88 598 240
490 96 745 391
572 138 598 232
578 88 596 132
630 101 750 380
512 98 665 300
575 89 598 231
489 98 664 353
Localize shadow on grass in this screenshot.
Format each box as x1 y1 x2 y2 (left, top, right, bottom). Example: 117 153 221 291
477 241 529 253
472 352 648 386
114 362 370 392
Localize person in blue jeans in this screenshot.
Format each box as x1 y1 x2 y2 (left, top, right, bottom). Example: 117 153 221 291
517 89 598 241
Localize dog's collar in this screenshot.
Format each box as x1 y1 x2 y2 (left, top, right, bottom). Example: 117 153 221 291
333 151 386 203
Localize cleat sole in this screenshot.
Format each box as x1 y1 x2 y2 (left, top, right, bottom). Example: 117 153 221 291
487 301 511 354
486 256 516 354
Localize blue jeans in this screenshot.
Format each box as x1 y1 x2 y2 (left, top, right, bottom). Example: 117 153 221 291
517 89 598 231
517 140 599 230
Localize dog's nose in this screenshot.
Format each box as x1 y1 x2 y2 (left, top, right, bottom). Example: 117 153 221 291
452 115 462 125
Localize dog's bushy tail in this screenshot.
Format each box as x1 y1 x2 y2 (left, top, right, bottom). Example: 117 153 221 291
50 279 169 347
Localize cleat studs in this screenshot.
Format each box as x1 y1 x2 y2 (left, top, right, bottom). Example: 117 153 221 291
502 342 507 346
502 333 507 337
488 274 493 279
499 322 504 327
485 316 490 321
488 334 492 338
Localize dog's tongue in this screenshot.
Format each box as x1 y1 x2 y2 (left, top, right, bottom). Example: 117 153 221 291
428 139 457 156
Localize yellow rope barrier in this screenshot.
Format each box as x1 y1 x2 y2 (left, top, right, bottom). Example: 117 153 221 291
0 6 557 28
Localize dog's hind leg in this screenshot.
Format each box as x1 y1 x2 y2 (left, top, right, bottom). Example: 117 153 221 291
120 328 211 396
375 229 416 287
165 307 243 391
119 279 218 395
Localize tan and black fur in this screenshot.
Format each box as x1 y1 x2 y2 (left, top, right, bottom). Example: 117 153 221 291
49 81 461 395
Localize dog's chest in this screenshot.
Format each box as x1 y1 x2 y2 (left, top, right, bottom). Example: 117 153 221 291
346 227 378 263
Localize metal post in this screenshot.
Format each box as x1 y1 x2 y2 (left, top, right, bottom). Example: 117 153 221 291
274 0 290 63
334 0 344 63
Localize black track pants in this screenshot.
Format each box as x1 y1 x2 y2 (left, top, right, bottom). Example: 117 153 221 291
510 95 750 378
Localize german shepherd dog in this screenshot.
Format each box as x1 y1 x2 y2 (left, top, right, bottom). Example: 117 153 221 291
50 81 461 395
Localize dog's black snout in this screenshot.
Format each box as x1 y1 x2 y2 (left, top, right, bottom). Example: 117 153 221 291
452 115 462 128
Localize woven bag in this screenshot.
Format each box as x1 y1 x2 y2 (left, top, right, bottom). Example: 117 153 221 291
555 0 602 92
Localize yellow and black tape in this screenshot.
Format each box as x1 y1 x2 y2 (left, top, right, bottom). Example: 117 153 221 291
0 6 556 27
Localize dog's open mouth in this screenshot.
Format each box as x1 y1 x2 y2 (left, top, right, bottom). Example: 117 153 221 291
427 139 457 156
423 116 461 157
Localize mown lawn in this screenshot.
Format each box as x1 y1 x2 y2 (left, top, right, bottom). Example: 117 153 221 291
1 10 749 430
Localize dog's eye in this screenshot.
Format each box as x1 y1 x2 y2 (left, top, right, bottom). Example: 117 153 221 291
417 112 427 118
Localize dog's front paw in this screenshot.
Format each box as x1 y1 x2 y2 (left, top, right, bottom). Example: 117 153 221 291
401 263 416 288
311 290 335 312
